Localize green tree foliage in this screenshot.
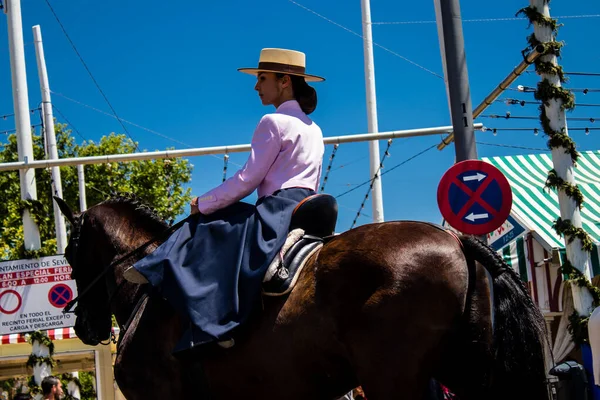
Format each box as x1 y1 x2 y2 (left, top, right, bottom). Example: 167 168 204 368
0 123 193 260
0 377 28 399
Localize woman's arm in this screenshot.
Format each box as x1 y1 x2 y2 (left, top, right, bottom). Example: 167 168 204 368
194 115 282 215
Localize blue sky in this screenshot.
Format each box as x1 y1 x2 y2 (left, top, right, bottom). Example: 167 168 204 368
0 0 599 231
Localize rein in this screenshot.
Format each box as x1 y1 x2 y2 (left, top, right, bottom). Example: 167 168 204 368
63 213 197 314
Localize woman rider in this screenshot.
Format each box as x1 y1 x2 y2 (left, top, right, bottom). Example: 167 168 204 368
124 48 325 353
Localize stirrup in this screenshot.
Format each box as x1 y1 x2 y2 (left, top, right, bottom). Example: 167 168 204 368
123 266 149 284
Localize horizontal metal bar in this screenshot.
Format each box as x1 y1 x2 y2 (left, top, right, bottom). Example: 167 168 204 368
0 124 482 172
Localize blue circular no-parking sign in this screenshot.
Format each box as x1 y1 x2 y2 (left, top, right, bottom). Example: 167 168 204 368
48 284 73 308
437 160 513 235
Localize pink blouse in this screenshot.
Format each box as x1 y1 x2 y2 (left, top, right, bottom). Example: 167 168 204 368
197 100 324 215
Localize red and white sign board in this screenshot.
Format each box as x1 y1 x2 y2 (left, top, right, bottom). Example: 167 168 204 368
0 255 77 335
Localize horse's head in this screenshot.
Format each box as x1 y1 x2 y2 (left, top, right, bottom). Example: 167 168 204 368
55 197 114 345
54 195 168 346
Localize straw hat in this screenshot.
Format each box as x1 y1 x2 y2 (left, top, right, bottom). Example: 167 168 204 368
238 48 325 82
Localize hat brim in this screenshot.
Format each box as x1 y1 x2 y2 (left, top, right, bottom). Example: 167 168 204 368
238 68 325 82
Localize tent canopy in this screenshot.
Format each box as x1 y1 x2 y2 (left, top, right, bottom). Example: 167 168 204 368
482 150 600 274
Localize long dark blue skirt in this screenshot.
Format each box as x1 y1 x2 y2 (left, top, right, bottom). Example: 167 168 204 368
132 187 314 353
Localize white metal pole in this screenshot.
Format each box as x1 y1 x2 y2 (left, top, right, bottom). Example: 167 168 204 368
0 123 483 172
77 164 87 211
529 0 594 315
33 24 67 254
6 0 41 251
360 0 384 223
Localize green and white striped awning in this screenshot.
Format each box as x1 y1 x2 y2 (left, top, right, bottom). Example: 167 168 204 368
501 235 530 281
482 150 600 274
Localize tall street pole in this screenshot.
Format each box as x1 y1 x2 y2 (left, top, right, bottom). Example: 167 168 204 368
6 0 41 251
434 0 477 162
33 24 67 254
360 0 384 222
529 0 593 316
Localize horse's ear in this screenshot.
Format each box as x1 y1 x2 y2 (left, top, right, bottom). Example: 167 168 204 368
53 196 76 225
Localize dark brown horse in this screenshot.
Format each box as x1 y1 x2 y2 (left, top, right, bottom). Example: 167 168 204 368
54 194 549 400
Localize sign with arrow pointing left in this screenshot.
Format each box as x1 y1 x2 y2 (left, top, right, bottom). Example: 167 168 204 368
437 159 513 236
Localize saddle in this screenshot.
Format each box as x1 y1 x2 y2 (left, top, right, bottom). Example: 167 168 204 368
262 194 338 296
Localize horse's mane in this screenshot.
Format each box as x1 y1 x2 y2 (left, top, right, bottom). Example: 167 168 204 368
96 192 169 229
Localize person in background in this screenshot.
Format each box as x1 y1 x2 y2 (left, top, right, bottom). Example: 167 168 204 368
41 376 63 400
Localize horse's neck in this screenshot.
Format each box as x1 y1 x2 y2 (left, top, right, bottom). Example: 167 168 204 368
95 203 168 331
109 228 165 331
112 282 148 331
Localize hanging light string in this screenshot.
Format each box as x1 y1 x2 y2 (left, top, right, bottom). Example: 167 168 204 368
372 14 600 25
476 141 548 151
222 153 229 183
509 85 600 94
38 107 51 176
480 113 597 122
482 126 597 135
320 144 339 193
1 124 43 136
350 139 393 229
0 108 40 121
525 71 600 77
562 72 600 77
497 98 600 108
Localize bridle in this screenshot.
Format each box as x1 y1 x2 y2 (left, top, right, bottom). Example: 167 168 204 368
62 211 198 346
63 212 196 315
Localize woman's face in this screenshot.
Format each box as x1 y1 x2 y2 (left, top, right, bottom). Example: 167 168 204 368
254 72 290 107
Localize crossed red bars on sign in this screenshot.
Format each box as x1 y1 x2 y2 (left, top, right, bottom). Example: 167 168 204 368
49 285 72 307
451 175 499 220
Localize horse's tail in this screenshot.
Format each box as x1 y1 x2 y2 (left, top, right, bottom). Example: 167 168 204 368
459 235 549 400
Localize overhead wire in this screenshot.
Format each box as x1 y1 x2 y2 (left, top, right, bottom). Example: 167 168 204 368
286 0 443 79
42 0 140 152
50 91 245 168
335 143 437 200
380 144 438 178
331 155 369 171
525 71 600 77
372 14 600 25
562 72 600 77
51 104 88 142
1 124 43 136
350 139 393 229
509 86 600 94
480 114 598 122
482 127 598 133
496 98 600 108
476 142 548 151
0 108 40 121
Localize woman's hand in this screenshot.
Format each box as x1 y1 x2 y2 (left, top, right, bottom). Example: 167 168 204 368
190 196 200 215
